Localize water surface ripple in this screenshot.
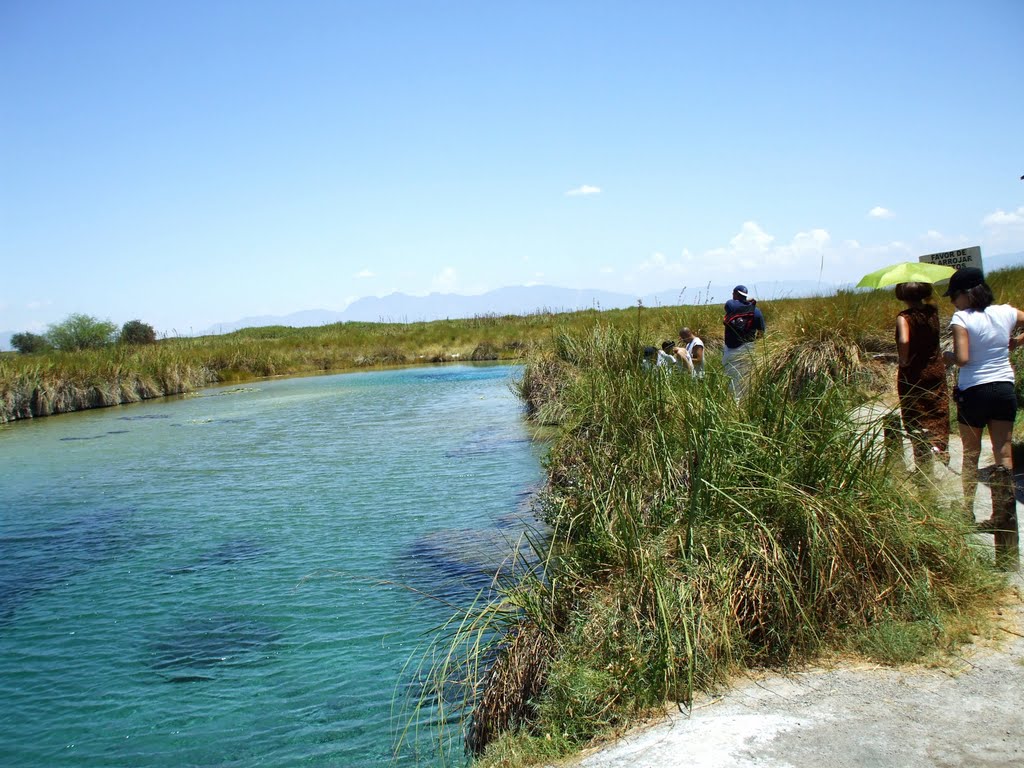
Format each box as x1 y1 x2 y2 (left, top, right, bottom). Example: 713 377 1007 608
0 364 544 767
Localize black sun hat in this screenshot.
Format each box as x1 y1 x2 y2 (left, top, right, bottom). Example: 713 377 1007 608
942 267 985 296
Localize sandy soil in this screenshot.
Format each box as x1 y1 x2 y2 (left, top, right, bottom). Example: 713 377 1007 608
552 434 1024 768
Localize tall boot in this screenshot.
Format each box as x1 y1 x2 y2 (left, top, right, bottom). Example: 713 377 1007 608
984 465 1020 571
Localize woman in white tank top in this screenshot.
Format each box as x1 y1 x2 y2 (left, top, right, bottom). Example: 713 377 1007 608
942 268 1024 528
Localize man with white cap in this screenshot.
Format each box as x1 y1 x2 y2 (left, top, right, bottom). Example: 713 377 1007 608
722 284 766 398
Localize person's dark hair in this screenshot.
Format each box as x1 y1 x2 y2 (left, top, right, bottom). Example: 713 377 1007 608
894 282 932 302
661 340 675 352
643 346 657 358
959 281 995 311
678 327 693 339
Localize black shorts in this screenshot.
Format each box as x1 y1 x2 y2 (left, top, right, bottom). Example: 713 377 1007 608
955 380 1018 428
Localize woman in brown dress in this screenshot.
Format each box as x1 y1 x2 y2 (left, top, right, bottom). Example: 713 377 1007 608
895 281 950 467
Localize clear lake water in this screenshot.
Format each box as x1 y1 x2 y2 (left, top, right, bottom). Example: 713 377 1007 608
0 364 545 767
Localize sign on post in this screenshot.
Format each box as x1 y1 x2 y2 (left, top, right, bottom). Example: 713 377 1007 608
919 246 983 272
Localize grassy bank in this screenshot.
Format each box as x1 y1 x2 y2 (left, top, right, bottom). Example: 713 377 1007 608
0 278 916 425
13 268 1022 425
0 314 552 423
410 269 1024 767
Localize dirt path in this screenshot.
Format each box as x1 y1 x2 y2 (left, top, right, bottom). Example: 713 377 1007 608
553 435 1024 768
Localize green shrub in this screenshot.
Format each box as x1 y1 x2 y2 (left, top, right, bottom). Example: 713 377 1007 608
10 332 51 354
46 313 117 351
120 319 157 345
851 619 938 665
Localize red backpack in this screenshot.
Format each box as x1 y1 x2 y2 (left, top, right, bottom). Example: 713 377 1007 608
724 308 756 337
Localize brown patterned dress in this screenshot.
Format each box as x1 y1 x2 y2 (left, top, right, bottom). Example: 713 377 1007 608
896 304 949 457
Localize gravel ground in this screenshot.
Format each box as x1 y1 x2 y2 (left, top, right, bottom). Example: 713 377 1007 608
552 434 1024 768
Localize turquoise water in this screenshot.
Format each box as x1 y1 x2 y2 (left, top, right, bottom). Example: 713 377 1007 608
0 364 545 767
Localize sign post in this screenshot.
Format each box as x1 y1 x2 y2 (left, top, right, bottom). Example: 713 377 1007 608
919 246 983 272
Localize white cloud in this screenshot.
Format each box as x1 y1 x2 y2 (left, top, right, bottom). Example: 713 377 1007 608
604 214 1011 298
621 222 840 291
980 206 1024 252
565 184 601 197
730 221 776 252
636 251 687 277
702 221 777 268
766 228 830 268
355 269 375 278
599 266 615 274
432 266 458 292
868 206 894 219
982 206 1024 227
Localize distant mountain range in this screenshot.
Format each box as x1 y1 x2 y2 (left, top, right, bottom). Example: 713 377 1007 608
3 251 1023 349
203 250 1024 334
204 279 831 335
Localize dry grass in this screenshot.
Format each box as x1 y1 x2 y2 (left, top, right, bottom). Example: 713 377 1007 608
466 621 554 756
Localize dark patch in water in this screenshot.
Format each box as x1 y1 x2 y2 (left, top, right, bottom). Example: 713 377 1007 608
493 484 544 527
0 508 135 623
398 526 540 603
118 414 171 421
444 435 531 459
160 674 216 684
106 429 130 435
165 539 266 575
148 614 282 674
395 483 545 604
411 367 507 384
59 435 105 441
208 387 260 397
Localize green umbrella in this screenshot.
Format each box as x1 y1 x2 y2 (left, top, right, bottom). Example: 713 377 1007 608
856 261 957 289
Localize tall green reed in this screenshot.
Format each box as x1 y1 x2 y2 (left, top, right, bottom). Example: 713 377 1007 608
431 322 1001 766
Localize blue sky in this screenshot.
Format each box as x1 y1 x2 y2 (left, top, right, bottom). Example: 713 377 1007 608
2 0 1022 335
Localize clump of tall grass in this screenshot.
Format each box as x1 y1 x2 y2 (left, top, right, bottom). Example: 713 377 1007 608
513 349 573 426
417 323 1002 766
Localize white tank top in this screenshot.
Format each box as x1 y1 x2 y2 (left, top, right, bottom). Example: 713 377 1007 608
949 304 1017 390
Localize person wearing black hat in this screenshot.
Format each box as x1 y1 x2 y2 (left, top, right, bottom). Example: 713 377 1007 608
942 267 1024 530
722 285 766 398
659 339 687 372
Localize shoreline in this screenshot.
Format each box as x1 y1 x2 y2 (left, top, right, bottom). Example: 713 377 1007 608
555 583 1023 768
0 359 517 424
